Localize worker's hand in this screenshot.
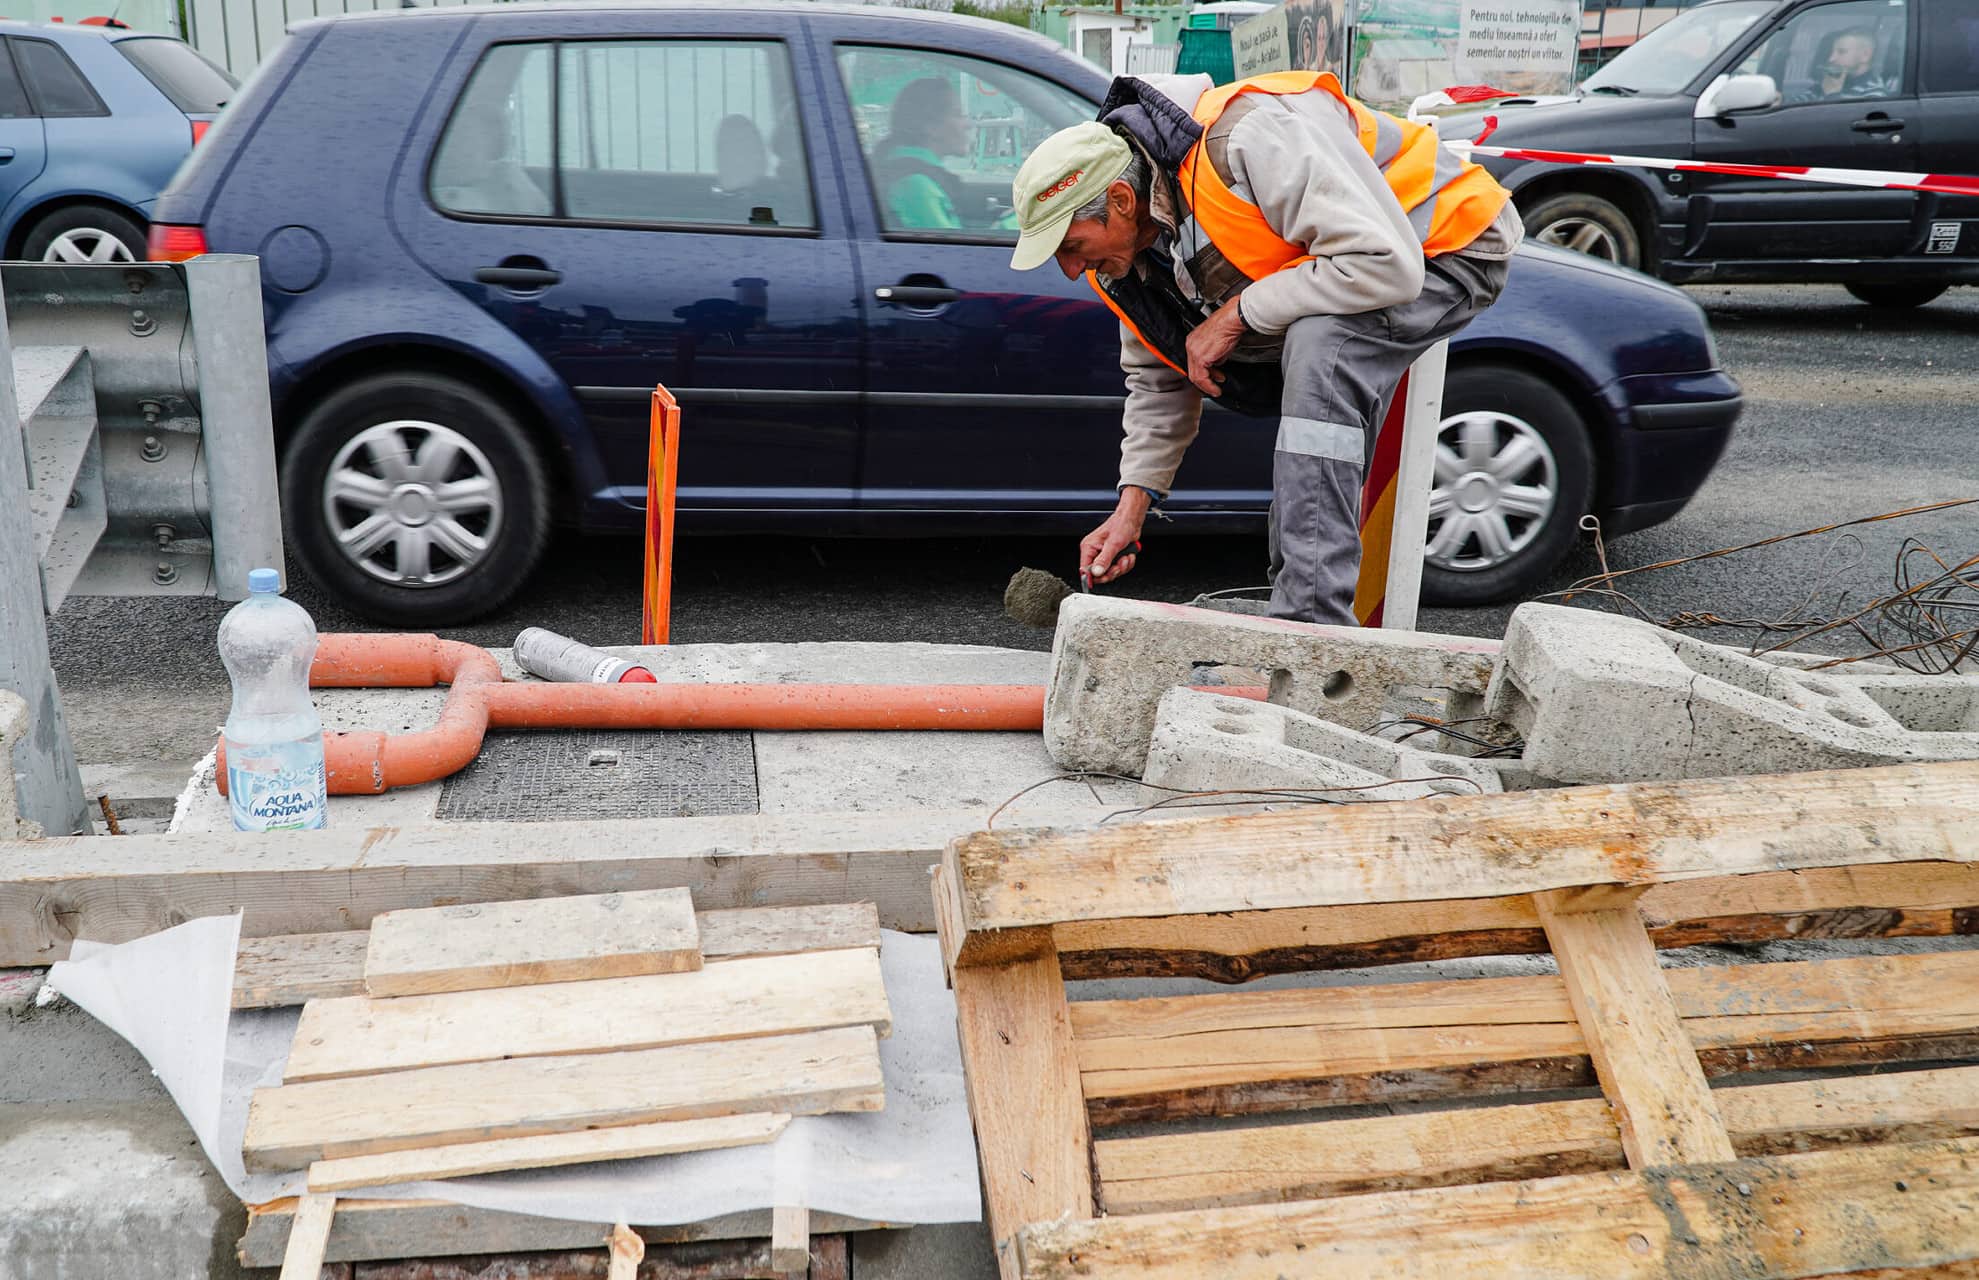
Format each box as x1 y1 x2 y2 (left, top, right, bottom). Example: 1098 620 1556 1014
1080 487 1150 587
1185 297 1249 397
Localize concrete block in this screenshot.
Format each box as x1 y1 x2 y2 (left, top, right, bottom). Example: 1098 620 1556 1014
0 1100 246 1280
1044 596 1501 775
1486 603 1979 783
1143 688 1505 801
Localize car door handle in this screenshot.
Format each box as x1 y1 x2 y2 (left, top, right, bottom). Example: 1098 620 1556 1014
874 285 960 307
475 265 562 289
1851 116 1905 133
0 148 13 163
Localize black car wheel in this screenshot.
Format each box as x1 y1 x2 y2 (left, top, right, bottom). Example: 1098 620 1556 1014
1420 366 1595 607
1845 282 1948 309
1522 192 1641 270
22 204 147 264
282 372 550 626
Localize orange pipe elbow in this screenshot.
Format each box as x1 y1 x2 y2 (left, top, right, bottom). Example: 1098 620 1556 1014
219 633 1058 797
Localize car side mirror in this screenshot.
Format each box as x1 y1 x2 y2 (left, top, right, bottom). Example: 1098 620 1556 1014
1696 73 1781 118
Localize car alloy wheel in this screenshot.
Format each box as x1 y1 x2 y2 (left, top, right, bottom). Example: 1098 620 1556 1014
1533 216 1623 262
43 227 137 264
321 420 504 588
1426 409 1560 574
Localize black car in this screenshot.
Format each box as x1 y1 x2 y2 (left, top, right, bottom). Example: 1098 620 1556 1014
1449 0 1979 307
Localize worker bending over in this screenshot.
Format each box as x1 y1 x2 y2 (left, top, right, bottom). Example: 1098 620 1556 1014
1009 71 1521 624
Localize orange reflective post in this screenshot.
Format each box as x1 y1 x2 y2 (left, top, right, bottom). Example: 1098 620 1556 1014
642 385 682 644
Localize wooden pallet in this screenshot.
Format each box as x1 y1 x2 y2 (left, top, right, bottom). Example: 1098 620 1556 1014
933 759 1979 1280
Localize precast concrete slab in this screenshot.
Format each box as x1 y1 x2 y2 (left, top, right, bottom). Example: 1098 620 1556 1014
1486 603 1979 784
1044 595 1502 776
1142 687 1506 801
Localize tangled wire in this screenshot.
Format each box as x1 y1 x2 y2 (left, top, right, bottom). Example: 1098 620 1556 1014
1545 499 1979 673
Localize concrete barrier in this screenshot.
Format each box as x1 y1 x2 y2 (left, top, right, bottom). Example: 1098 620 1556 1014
1045 596 1501 775
1143 688 1506 801
1486 604 1979 784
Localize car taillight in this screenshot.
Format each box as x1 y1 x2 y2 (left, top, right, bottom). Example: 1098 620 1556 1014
190 119 211 146
147 224 208 262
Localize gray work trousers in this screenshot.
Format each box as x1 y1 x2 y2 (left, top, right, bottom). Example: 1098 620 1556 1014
1266 252 1509 625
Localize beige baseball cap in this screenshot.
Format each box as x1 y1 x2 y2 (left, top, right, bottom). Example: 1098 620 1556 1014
1009 122 1133 271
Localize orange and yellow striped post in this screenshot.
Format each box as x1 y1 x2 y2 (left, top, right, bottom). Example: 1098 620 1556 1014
1352 340 1448 630
640 385 682 645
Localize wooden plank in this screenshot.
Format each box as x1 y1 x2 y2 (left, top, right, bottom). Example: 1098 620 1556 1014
244 1025 884 1172
1072 949 1979 1123
771 1205 808 1277
608 1223 644 1280
1100 1096 1619 1214
284 947 891 1083
1 808 970 964
1020 1137 1979 1280
1536 893 1733 1167
237 1201 888 1269
235 931 368 1009
1096 1064 1979 1214
947 934 1093 1280
1052 863 1979 982
697 902 881 961
233 904 884 1011
278 1193 336 1280
305 1113 791 1192
943 759 1979 960
364 888 702 997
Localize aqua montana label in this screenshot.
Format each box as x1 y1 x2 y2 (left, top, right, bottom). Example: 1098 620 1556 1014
228 742 328 831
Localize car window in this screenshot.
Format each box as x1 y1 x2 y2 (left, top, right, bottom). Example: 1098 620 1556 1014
834 45 1092 239
1919 6 1979 94
1580 1 1772 97
558 40 814 230
1735 0 1908 105
0 43 31 119
13 38 108 118
114 37 236 113
430 43 555 219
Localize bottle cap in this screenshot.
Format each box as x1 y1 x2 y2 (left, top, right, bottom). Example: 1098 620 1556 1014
248 568 281 593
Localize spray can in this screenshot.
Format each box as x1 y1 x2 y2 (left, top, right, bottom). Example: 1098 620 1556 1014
513 628 657 684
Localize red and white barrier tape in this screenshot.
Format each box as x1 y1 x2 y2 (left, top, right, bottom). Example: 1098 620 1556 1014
1449 116 1979 198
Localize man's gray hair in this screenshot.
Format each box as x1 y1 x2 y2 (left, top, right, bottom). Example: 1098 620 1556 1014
1073 148 1149 224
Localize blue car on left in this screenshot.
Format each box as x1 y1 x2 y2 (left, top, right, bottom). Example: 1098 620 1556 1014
0 21 233 263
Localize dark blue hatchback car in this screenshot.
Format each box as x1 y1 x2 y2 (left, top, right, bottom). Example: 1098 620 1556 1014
152 1 1741 625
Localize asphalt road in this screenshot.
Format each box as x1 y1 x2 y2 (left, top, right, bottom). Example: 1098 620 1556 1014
45 282 1979 767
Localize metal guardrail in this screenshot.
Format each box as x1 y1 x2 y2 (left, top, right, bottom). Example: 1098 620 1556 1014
1 254 283 836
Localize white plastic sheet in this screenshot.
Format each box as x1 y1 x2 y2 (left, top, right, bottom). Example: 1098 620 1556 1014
46 920 981 1227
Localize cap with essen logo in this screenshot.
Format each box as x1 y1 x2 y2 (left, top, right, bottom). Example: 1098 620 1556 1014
1009 121 1133 271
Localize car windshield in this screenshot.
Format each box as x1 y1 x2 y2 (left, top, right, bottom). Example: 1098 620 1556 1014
1581 0 1774 96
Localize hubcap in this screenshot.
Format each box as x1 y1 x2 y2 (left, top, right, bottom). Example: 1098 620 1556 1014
1426 410 1559 574
45 228 135 264
1535 216 1622 262
322 421 502 588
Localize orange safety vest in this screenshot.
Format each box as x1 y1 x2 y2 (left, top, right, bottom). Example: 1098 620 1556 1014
1087 72 1509 378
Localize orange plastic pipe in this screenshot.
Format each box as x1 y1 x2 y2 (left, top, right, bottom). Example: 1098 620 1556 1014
218 633 1064 796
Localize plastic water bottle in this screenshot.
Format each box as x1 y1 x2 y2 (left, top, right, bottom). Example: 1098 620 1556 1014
219 568 328 831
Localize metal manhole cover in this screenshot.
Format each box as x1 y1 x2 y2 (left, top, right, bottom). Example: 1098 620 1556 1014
436 729 758 822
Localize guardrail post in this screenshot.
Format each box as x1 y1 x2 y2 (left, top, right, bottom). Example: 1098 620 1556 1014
186 254 283 600
0 268 89 836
